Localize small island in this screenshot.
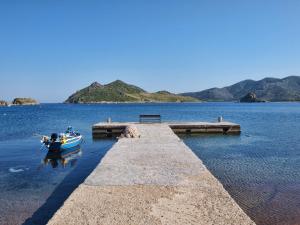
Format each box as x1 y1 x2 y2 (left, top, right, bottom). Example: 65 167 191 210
65 80 199 103
12 98 39 105
240 92 266 103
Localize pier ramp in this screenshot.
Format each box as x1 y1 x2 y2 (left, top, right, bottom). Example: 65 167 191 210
48 124 254 225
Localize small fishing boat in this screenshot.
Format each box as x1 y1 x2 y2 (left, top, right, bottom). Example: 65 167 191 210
41 127 83 152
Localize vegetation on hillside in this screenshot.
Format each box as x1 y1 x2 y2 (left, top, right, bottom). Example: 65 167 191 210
65 80 199 103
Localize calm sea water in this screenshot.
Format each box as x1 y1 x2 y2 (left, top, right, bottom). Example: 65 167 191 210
0 103 299 225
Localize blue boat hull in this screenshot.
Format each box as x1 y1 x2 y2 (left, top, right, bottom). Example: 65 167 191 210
60 136 83 150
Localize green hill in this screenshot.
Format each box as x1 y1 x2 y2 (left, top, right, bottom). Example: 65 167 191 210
181 76 300 102
65 80 198 103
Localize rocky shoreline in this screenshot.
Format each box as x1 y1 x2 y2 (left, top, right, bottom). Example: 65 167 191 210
0 100 8 106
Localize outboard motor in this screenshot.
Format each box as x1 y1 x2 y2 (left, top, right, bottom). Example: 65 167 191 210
51 133 58 142
48 133 62 152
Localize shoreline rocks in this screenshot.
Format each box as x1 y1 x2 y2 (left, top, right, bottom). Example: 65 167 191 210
0 100 8 106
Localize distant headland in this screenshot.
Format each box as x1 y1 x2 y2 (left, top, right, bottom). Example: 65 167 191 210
64 80 199 103
181 76 300 102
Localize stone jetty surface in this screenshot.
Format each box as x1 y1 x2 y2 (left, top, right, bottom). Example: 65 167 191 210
48 124 255 225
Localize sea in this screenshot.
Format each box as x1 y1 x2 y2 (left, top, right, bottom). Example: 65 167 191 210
0 102 299 225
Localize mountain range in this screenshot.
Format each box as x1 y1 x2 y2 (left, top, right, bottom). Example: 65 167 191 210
65 76 300 103
65 80 198 103
181 76 300 102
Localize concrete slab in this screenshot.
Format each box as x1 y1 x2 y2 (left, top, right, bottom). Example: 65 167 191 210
92 121 241 137
87 124 205 186
47 124 254 225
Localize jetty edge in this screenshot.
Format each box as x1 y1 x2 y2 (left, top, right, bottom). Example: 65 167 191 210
47 123 254 225
92 121 241 138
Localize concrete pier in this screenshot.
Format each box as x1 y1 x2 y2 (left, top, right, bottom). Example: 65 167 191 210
48 123 254 225
92 121 241 138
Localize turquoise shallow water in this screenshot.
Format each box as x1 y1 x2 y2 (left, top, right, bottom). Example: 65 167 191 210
0 103 300 225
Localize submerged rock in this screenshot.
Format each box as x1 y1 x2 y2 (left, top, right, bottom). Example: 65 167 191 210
240 92 265 103
12 98 38 105
0 100 8 106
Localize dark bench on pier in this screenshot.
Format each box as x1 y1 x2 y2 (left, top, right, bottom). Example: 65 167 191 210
139 114 161 123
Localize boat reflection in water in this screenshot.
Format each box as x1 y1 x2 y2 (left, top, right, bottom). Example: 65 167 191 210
43 145 82 168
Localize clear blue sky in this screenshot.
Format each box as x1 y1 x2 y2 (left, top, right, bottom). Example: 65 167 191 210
1 0 300 102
